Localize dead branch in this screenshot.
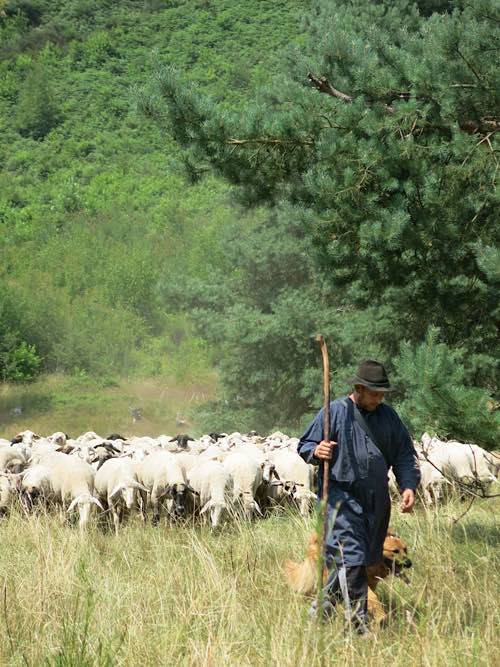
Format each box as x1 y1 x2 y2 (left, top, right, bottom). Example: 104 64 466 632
452 496 476 524
459 118 500 134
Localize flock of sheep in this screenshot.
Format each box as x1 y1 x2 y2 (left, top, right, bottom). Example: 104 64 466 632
0 429 498 532
408 434 499 503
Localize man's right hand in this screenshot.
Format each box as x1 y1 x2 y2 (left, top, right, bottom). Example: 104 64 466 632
313 440 337 460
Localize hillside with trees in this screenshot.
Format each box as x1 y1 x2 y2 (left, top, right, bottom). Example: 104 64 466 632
1 0 498 445
0 0 303 380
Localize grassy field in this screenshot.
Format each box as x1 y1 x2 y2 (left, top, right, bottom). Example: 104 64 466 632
0 374 216 440
0 497 498 666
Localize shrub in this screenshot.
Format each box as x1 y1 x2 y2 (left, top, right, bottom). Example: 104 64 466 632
0 332 42 382
15 62 62 139
393 328 499 450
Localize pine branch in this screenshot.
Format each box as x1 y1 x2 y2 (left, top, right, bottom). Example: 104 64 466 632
307 71 499 135
454 47 486 86
459 118 500 134
306 72 353 103
227 137 314 147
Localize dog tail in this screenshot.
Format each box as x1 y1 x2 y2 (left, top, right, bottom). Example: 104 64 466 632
283 532 320 596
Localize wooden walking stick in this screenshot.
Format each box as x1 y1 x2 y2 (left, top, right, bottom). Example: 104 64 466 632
315 334 334 610
316 334 331 504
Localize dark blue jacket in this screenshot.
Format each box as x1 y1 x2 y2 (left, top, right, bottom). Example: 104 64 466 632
298 397 420 566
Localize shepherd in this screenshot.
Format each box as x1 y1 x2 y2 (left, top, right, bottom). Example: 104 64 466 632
297 359 420 634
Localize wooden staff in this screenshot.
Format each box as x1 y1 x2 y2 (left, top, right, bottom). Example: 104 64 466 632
315 334 333 609
315 334 331 503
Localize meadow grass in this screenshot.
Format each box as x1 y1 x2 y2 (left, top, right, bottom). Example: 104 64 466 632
0 498 498 666
0 374 216 440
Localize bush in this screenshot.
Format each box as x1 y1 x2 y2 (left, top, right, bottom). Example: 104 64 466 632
0 332 42 382
75 30 117 67
15 62 62 139
393 328 500 450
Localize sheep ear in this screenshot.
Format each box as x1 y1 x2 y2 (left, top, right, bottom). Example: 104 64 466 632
67 496 82 512
270 480 283 487
158 485 172 500
130 481 149 493
109 483 125 500
7 472 24 491
253 501 263 516
200 500 214 514
91 497 104 510
187 485 199 495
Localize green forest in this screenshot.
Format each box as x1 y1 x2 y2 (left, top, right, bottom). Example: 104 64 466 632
0 0 498 445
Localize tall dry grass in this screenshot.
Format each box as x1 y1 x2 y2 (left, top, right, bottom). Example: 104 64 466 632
0 498 498 666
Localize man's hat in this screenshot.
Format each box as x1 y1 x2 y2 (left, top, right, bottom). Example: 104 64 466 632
348 359 394 392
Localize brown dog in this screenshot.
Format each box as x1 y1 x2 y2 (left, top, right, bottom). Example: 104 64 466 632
284 531 412 625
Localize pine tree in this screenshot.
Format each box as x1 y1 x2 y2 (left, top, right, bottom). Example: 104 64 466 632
143 0 499 438
15 62 62 139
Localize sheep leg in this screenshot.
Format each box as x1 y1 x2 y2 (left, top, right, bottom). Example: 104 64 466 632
112 506 120 535
151 490 160 525
58 501 67 525
138 489 148 522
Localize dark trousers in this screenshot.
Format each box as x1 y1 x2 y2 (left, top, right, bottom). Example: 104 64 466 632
320 565 369 630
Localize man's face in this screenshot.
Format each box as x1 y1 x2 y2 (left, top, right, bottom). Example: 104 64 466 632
354 385 386 412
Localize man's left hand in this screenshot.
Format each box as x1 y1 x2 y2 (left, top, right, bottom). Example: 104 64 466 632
400 488 415 513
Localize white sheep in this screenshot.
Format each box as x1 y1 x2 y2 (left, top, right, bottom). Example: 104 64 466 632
48 432 67 447
77 431 102 443
187 460 234 529
387 469 399 497
423 442 496 493
12 430 40 446
417 460 452 504
29 440 61 465
136 451 188 524
41 453 102 530
232 443 279 485
94 458 147 533
222 452 263 519
20 465 54 507
0 474 17 516
0 446 26 472
270 450 317 516
199 445 226 462
173 451 199 477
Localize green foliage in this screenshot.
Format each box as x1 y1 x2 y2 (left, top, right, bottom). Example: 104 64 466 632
393 328 499 449
70 30 118 68
15 62 62 138
147 0 499 436
0 0 303 385
0 331 42 382
3 1 44 26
